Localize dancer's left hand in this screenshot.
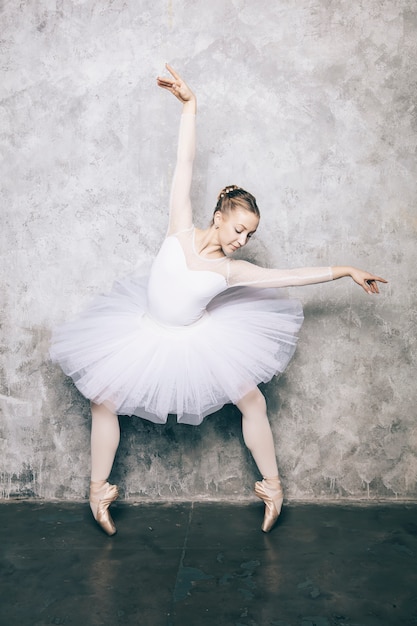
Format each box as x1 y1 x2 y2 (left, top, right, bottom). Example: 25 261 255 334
350 268 388 294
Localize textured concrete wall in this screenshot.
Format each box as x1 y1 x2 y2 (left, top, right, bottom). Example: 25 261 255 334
1 0 416 502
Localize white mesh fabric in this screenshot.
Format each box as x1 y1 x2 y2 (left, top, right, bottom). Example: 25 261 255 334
174 227 333 288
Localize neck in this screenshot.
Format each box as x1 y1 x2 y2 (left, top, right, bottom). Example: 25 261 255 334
194 226 225 258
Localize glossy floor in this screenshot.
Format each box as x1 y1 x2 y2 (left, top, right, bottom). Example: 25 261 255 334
1 500 416 625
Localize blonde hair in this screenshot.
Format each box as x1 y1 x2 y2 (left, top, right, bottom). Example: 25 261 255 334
211 185 260 225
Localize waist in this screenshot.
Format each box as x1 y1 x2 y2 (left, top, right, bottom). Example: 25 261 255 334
142 311 210 333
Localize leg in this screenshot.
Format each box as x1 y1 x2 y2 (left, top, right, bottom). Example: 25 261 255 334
236 388 278 478
89 402 120 535
236 388 283 532
90 401 120 483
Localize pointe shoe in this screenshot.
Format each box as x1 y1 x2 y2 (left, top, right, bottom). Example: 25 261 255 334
90 482 119 536
254 479 284 533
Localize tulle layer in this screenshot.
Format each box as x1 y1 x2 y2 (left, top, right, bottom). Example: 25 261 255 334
50 275 304 425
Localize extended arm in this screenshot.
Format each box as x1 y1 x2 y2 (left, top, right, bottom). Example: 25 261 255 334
157 64 196 235
228 261 387 293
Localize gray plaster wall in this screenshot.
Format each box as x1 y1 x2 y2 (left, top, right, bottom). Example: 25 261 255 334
1 0 416 502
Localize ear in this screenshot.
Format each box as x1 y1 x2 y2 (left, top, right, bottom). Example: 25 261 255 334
213 210 222 227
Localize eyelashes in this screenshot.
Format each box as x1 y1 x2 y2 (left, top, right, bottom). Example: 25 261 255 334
235 229 254 238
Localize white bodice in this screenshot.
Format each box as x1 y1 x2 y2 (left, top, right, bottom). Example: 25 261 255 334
147 235 227 326
147 226 333 326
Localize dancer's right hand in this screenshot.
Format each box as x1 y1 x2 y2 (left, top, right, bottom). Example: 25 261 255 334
157 64 196 104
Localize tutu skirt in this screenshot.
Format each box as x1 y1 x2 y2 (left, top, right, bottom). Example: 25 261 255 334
50 273 304 425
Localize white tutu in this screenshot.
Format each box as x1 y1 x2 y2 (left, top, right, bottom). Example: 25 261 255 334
50 272 303 425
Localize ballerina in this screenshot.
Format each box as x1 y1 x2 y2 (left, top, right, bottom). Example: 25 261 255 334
50 64 386 535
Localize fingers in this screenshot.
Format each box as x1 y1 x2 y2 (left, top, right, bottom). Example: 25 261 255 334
364 276 387 294
165 63 181 80
156 63 181 88
157 62 186 86
156 76 175 89
157 69 181 99
364 279 379 294
156 77 180 99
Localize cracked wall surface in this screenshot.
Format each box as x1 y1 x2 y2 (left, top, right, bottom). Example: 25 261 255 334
1 0 416 501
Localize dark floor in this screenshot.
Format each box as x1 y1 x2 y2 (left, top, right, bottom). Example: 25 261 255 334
1 500 417 626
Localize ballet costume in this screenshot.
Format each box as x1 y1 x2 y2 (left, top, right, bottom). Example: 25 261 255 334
50 113 333 533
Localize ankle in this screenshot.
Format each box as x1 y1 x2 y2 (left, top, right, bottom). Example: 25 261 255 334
263 475 281 486
89 481 109 520
262 476 283 495
90 480 107 491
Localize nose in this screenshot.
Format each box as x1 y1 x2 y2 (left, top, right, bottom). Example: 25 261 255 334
237 234 247 247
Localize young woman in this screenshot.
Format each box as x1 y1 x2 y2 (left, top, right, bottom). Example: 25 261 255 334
50 65 386 536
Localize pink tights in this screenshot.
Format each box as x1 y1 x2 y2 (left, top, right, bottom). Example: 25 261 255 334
90 387 279 485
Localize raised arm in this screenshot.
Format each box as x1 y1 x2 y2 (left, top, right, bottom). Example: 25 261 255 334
228 261 387 294
157 64 197 235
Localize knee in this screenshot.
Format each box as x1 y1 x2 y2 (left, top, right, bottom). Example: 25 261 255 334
237 387 267 415
91 401 117 419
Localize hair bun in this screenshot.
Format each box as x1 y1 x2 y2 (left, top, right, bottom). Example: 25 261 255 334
218 185 239 200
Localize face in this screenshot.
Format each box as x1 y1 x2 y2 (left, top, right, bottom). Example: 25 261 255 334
214 208 259 254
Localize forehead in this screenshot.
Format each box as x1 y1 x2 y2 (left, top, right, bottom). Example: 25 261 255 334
230 208 259 230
